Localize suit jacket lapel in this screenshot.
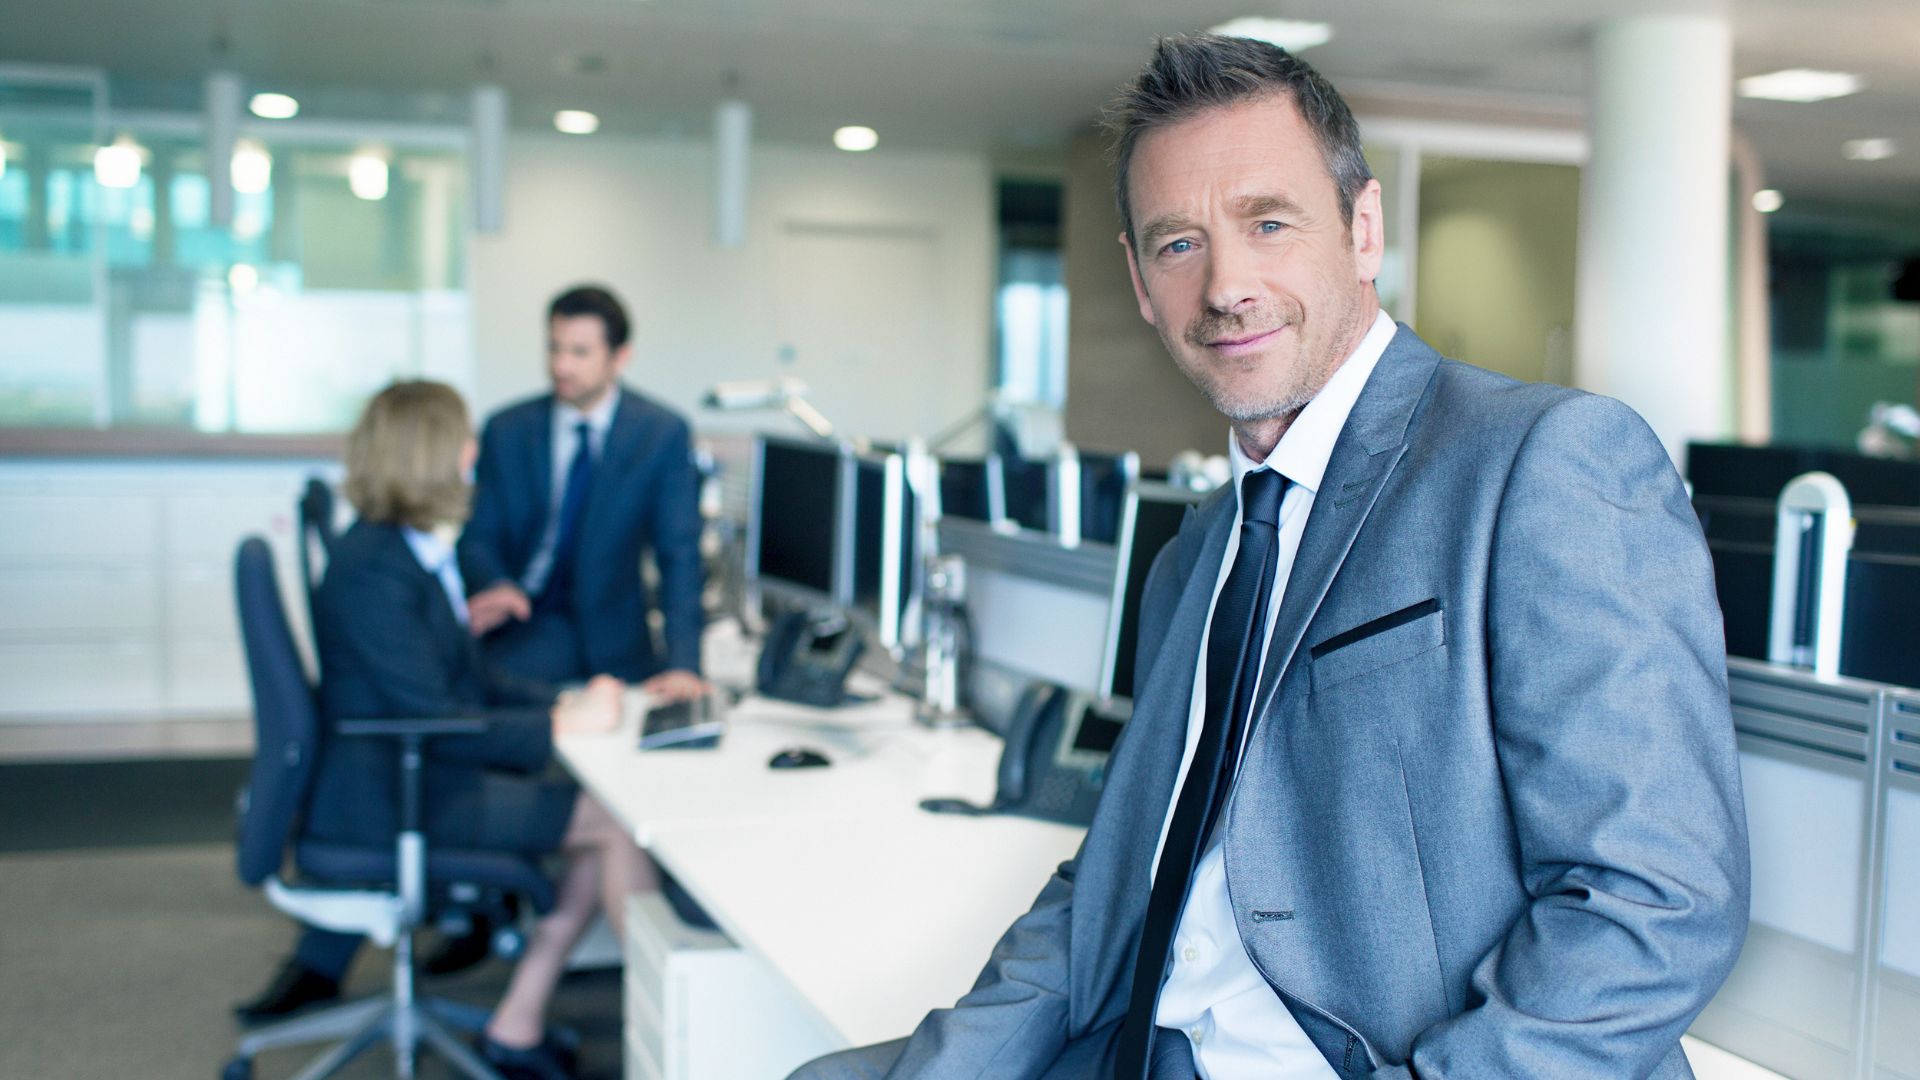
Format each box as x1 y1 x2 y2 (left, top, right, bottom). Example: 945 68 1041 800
575 389 643 562
528 396 556 534
1250 326 1441 718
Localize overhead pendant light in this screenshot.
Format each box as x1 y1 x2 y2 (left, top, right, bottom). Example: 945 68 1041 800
1209 17 1334 52
833 125 878 152
249 92 299 120
1753 189 1784 213
714 99 752 248
1737 69 1864 104
349 149 390 201
554 109 600 135
231 139 272 195
94 135 143 189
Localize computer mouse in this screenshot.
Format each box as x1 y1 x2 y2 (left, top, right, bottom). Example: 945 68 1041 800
767 746 831 769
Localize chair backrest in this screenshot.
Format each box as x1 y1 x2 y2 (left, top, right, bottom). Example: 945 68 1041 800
297 477 337 604
233 536 324 887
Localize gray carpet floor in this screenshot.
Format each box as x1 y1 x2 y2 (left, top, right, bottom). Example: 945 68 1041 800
0 760 621 1080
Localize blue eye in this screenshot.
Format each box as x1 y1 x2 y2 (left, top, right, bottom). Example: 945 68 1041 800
1257 221 1284 234
1165 238 1194 255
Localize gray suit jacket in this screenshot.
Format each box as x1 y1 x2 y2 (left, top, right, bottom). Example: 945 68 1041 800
886 327 1749 1079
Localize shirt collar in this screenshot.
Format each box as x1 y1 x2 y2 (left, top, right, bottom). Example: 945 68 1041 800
555 386 621 436
1230 309 1397 498
401 525 458 573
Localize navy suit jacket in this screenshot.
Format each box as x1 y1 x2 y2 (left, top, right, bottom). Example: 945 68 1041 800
307 521 556 848
458 387 704 681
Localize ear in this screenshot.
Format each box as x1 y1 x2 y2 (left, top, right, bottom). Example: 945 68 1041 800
610 342 635 375
1350 178 1385 284
1121 232 1158 327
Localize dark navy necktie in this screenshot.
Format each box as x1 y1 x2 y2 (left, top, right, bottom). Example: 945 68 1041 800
537 420 596 611
1115 466 1288 1078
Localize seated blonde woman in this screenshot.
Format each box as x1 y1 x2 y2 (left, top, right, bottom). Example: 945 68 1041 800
307 380 657 1079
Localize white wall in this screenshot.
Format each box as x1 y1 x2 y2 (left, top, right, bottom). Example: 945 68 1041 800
470 132 996 446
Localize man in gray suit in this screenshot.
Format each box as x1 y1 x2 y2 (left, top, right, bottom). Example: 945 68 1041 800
796 33 1748 1080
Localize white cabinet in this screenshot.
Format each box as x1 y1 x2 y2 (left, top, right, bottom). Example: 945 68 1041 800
624 891 845 1080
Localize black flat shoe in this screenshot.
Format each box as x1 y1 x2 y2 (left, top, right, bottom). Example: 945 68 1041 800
422 918 495 976
232 961 342 1024
479 1033 577 1080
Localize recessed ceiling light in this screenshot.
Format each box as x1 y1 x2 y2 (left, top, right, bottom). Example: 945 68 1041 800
1737 69 1864 103
1753 189 1784 214
833 125 879 152
554 110 600 135
1843 137 1899 162
1209 17 1334 52
249 92 299 120
93 136 143 189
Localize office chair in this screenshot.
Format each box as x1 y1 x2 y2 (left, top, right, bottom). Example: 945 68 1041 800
224 537 559 1080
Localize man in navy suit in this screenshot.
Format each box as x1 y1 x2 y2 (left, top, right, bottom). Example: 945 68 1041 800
460 285 707 699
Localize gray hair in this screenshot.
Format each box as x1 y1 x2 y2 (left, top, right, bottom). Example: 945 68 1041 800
1103 34 1373 246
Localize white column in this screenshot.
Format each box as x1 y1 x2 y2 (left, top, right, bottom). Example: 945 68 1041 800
1575 16 1733 463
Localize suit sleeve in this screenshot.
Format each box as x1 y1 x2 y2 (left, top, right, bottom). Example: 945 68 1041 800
883 537 1190 1078
324 560 552 775
457 415 516 593
646 416 705 674
1378 394 1749 1079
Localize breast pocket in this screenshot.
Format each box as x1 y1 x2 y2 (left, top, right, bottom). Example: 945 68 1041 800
1309 600 1446 695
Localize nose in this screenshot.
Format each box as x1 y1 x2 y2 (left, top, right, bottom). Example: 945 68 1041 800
1202 236 1260 316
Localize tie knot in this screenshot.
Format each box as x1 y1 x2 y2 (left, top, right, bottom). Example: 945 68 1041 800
1240 468 1286 526
574 420 592 441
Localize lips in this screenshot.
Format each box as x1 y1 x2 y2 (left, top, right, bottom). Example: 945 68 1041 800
1206 326 1284 357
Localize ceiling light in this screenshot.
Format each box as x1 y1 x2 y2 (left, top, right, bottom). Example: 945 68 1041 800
231 139 272 195
1753 189 1784 214
554 110 600 135
249 92 299 120
833 125 878 152
1843 137 1899 162
348 150 390 200
94 136 143 189
228 264 259 294
1737 69 1863 103
1209 17 1334 52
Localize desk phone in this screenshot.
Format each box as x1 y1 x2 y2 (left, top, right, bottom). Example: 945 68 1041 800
921 683 1125 826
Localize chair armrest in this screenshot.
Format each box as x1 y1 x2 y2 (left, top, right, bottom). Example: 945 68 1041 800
336 717 491 739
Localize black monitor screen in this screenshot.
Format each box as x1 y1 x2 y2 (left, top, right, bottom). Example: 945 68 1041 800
940 459 992 522
757 441 839 596
850 459 887 620
1003 456 1050 533
1107 491 1194 701
1079 452 1132 546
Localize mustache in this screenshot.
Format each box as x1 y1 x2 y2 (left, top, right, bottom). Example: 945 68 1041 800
1184 308 1291 348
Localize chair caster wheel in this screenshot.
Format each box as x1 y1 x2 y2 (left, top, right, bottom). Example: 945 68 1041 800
221 1056 252 1080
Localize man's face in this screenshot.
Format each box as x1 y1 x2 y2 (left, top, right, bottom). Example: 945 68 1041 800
1123 94 1383 430
547 314 630 410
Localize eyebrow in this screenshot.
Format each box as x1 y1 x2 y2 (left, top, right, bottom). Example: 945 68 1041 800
1137 193 1309 249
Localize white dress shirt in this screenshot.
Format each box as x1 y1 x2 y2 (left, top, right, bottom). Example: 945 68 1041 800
519 389 621 596
403 525 471 628
1153 310 1397 1080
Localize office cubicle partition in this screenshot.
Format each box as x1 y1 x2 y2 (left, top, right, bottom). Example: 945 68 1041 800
1691 660 1920 1080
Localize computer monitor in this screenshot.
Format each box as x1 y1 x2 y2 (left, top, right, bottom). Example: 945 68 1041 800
1061 448 1141 547
1099 482 1205 707
937 457 1003 525
748 434 847 609
1000 454 1052 534
845 449 920 651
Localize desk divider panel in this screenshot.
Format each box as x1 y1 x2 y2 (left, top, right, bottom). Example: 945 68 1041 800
1872 692 1920 1080
1692 661 1879 1080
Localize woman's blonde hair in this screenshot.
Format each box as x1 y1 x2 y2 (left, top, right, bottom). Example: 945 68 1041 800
343 380 473 530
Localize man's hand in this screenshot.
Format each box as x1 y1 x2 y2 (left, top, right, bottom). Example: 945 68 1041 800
467 582 531 636
553 674 626 734
640 668 709 703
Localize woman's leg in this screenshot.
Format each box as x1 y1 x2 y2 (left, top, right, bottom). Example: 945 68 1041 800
483 792 658 1047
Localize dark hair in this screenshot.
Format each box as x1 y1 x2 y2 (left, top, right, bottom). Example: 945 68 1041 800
1103 34 1373 246
548 284 630 350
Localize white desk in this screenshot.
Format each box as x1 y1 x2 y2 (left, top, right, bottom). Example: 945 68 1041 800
557 626 1783 1080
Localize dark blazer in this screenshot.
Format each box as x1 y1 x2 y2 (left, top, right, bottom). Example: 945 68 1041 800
877 327 1748 1079
458 387 704 681
306 521 556 849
